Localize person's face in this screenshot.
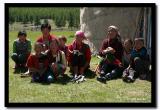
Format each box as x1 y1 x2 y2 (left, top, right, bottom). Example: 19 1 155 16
108 29 117 39
42 28 50 37
75 36 83 45
34 44 42 54
134 40 143 50
18 35 26 42
50 41 59 53
124 40 132 51
59 39 65 47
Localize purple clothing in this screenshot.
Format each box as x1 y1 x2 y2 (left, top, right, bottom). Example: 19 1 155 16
99 38 123 61
59 45 68 57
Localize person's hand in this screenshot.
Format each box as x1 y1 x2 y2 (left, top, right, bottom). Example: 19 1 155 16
52 63 58 70
102 49 108 54
118 63 123 68
107 47 116 54
102 47 115 54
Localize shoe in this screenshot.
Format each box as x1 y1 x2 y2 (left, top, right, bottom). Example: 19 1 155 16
76 75 86 83
70 75 77 82
122 76 128 82
126 76 134 83
96 76 106 84
20 70 30 78
105 73 112 80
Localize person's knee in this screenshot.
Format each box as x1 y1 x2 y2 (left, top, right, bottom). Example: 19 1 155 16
134 57 141 63
111 68 122 78
11 53 18 61
11 53 17 58
47 75 54 83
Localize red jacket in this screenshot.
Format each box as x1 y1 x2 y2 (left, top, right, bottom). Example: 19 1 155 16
68 41 91 63
27 54 49 69
36 34 57 49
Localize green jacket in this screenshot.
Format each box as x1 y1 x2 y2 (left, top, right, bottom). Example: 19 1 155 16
13 39 31 55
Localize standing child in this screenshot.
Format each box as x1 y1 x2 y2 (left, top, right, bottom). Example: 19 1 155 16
126 38 150 81
26 42 53 83
97 25 123 83
11 30 31 73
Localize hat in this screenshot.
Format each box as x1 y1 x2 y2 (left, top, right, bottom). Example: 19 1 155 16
135 37 144 43
107 25 120 36
75 31 85 38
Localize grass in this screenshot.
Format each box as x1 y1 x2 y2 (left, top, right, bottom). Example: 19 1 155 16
9 31 151 103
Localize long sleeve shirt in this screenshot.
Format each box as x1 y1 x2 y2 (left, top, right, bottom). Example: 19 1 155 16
99 38 123 62
13 39 31 55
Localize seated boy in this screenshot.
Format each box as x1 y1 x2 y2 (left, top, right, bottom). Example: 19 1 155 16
11 30 31 73
26 42 53 83
123 38 150 82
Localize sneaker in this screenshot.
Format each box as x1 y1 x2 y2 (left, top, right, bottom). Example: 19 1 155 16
76 75 86 83
20 70 31 78
96 76 106 84
105 73 112 80
70 75 77 82
126 76 134 83
122 76 128 82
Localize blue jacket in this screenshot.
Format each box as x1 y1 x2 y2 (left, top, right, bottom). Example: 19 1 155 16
131 47 147 59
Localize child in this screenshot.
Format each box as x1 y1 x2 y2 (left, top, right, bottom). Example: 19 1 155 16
97 25 123 83
125 38 150 81
122 39 133 68
26 42 53 83
11 30 31 73
45 39 67 80
58 35 68 57
121 39 136 82
68 31 91 81
36 23 57 51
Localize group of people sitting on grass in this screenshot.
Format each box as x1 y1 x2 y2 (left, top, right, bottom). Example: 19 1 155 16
11 23 151 84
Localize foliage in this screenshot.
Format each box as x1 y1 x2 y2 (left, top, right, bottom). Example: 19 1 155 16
9 8 80 28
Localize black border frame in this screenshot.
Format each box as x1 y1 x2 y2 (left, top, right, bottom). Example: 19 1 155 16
5 3 157 108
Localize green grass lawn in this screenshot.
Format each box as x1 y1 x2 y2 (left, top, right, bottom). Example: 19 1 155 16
9 31 151 103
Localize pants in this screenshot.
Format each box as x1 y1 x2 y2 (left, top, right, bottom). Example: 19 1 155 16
134 57 150 76
50 63 66 79
11 53 29 65
99 62 123 79
72 54 86 67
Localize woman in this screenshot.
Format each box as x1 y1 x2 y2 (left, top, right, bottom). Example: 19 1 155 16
97 25 123 83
